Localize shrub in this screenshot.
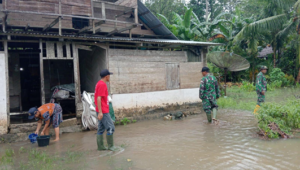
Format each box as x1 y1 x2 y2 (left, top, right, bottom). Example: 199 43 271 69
270 68 285 83
257 100 300 138
240 81 255 92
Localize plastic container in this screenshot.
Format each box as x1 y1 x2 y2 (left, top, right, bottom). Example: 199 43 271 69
28 133 38 143
37 135 50 147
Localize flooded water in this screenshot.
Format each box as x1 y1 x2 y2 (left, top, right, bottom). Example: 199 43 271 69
1 109 300 170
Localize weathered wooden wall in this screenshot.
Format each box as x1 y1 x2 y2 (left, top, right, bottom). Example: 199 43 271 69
79 47 106 93
109 49 204 94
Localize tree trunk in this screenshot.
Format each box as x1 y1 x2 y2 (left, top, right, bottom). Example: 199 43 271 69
273 46 276 68
206 0 209 21
297 68 300 83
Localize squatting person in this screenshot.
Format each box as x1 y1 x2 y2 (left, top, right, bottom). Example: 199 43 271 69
254 66 268 114
199 67 220 123
28 103 63 142
95 69 117 151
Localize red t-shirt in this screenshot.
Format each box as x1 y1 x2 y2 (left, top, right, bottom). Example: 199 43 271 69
94 80 109 114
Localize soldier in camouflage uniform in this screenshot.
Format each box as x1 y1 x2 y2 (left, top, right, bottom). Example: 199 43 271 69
199 67 220 123
256 66 268 106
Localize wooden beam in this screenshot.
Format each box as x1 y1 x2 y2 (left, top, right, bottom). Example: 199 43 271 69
78 20 105 34
107 25 137 36
72 43 82 113
77 45 93 51
43 17 62 32
2 12 8 33
134 8 138 24
115 9 133 18
39 39 45 104
102 2 106 19
59 0 62 35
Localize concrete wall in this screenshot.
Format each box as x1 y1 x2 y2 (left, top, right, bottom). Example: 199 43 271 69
113 88 200 109
79 47 106 93
109 49 204 94
0 52 8 135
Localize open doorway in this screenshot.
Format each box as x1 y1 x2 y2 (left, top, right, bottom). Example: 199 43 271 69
79 46 106 93
43 60 76 120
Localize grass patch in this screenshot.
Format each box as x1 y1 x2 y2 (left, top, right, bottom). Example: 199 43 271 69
0 147 86 170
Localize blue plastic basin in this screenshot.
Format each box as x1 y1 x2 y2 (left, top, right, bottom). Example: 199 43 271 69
28 133 38 143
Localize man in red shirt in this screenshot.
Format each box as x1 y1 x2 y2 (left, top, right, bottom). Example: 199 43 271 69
95 69 117 151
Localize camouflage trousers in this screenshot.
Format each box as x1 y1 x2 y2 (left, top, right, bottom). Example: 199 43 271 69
202 99 218 114
256 92 265 106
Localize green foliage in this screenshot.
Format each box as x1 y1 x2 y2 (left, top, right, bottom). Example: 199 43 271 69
240 81 255 92
207 62 220 75
257 100 300 138
270 68 285 82
269 68 295 87
121 118 131 126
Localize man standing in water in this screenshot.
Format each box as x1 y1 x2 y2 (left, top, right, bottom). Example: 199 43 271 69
199 67 220 124
254 66 268 114
95 69 117 151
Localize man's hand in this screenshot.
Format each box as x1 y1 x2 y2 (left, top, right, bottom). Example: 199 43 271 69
261 91 265 95
98 112 103 121
41 131 45 136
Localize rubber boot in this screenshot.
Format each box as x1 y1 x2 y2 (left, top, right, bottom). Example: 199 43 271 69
106 134 118 151
212 108 217 123
97 135 107 151
206 112 212 123
253 105 260 115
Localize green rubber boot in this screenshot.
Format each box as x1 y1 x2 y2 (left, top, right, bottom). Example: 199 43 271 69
212 108 217 120
206 112 212 123
106 134 118 151
97 135 107 151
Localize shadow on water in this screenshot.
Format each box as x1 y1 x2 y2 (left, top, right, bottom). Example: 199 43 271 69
1 109 300 170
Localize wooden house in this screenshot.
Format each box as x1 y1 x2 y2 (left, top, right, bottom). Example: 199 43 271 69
0 0 220 135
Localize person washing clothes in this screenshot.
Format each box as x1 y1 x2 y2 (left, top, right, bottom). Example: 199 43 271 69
28 103 63 142
95 69 117 151
199 67 220 124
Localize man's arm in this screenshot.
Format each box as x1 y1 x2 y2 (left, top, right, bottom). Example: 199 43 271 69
199 78 206 100
97 96 103 120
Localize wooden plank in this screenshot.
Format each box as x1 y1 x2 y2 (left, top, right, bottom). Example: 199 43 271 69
66 42 71 58
72 43 81 107
78 20 105 34
107 24 137 36
59 0 62 35
39 39 46 105
43 16 61 32
46 42 55 58
57 42 63 58
109 55 187 62
101 2 106 19
77 45 93 51
2 13 8 33
166 63 180 90
134 8 138 24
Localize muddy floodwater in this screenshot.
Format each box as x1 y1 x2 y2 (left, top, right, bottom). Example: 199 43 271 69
1 109 300 170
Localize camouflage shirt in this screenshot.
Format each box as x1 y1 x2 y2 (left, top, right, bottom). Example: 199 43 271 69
199 74 220 100
256 72 267 93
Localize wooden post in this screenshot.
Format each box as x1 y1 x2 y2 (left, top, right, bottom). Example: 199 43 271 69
72 43 81 106
134 8 138 24
39 39 45 105
102 2 106 19
202 47 207 67
129 29 132 39
3 40 9 128
59 1 62 35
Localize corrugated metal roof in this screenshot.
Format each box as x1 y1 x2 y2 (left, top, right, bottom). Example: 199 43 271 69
4 31 222 46
138 0 178 40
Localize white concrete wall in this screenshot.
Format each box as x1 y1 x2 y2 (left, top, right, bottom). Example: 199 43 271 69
112 88 200 109
0 52 8 135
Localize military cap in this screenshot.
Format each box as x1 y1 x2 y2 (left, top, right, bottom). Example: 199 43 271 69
202 67 210 72
260 66 268 70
